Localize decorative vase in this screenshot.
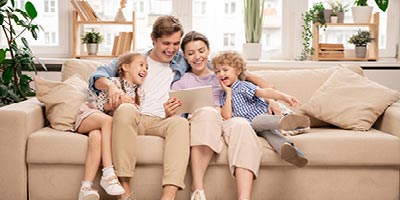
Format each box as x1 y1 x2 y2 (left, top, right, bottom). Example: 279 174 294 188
355 46 367 58
114 8 126 21
330 16 338 23
86 43 99 55
337 12 345 23
351 6 373 23
243 43 262 60
323 9 333 23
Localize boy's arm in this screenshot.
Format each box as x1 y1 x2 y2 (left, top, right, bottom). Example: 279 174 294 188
255 88 299 107
221 90 233 120
244 71 275 89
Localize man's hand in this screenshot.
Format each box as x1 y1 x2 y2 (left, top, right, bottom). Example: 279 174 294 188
163 97 182 117
108 84 124 109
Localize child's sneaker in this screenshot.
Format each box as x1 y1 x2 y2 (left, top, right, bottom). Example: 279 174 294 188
280 142 308 168
190 189 206 200
78 187 99 200
100 174 125 195
279 114 310 135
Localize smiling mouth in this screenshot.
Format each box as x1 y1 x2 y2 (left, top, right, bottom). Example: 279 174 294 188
138 72 146 78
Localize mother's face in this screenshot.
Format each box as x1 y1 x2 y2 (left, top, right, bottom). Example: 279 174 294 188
183 40 210 72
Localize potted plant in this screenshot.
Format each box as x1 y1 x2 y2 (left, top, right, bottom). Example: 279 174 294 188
0 0 45 105
299 2 325 60
336 0 350 23
243 0 265 60
348 29 373 58
352 0 389 23
82 29 104 55
330 11 338 23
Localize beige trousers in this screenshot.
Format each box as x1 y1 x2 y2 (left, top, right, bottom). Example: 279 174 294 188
111 103 190 189
190 107 263 178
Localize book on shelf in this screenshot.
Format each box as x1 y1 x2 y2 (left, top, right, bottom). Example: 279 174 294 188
111 35 119 56
112 32 133 56
70 0 100 21
319 53 345 58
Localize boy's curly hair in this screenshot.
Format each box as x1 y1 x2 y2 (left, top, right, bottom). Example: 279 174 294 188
211 51 246 81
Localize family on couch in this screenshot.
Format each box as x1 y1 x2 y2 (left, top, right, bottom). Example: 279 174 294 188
77 15 310 200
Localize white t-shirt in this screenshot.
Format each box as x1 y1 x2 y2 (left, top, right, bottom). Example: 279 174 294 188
140 56 175 118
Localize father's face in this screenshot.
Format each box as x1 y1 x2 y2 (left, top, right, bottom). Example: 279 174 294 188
151 31 182 63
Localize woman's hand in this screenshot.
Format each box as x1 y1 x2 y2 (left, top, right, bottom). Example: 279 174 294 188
266 99 282 115
163 97 182 117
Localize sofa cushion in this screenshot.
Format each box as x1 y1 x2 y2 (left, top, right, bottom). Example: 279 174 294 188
252 68 337 127
61 59 100 83
300 68 400 131
35 75 89 131
213 128 400 166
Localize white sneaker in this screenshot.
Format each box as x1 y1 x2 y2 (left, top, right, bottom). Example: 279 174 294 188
78 188 99 200
100 175 125 195
191 189 206 200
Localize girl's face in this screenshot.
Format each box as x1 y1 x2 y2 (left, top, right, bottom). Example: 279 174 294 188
213 65 241 87
122 55 148 85
183 40 210 76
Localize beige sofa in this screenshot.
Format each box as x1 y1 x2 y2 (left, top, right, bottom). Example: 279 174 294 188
0 59 399 200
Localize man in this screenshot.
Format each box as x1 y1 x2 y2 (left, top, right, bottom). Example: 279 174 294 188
89 15 189 200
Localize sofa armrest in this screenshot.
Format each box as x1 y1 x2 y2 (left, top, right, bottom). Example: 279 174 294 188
373 102 400 138
0 98 45 200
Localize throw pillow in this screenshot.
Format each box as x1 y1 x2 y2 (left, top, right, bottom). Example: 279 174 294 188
35 74 89 131
61 59 100 83
300 67 400 131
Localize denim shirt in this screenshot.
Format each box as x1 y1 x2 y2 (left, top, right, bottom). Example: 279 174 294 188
88 50 189 94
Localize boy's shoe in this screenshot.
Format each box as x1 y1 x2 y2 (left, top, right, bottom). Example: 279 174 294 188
279 114 310 135
280 142 308 168
191 189 206 200
78 188 99 200
100 175 125 195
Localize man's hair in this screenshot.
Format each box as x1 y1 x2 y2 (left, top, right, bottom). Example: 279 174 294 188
211 51 246 81
151 15 184 38
181 31 210 52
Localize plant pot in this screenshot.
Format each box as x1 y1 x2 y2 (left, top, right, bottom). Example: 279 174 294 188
337 12 345 23
323 9 333 23
86 43 99 55
330 16 338 23
355 46 367 58
243 43 262 60
351 6 373 23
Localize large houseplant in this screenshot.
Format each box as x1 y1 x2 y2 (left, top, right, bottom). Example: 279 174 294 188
299 2 325 60
0 0 44 105
81 29 104 55
243 0 265 60
348 29 373 58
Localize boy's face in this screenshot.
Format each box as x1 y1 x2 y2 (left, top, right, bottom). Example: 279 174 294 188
123 55 148 85
213 65 241 87
150 31 182 63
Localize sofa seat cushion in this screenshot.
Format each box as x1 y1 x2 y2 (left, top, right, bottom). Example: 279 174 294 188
27 127 165 165
213 128 400 166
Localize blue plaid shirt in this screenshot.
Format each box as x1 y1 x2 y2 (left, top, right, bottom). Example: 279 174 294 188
220 80 269 122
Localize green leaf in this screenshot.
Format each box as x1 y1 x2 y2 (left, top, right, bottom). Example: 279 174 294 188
375 0 388 12
25 1 37 19
0 49 5 63
0 14 4 25
0 0 7 8
2 65 13 85
31 29 37 39
21 37 29 49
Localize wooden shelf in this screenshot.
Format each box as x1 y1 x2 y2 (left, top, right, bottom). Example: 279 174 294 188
72 11 135 58
313 12 379 61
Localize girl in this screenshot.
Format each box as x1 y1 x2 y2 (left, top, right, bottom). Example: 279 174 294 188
75 53 148 200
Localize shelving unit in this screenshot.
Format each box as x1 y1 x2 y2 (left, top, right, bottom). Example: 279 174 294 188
72 11 135 58
312 12 379 61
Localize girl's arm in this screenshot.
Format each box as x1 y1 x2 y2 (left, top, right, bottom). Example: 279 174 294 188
255 88 299 107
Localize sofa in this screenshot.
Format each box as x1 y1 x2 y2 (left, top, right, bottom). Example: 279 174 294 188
0 59 399 200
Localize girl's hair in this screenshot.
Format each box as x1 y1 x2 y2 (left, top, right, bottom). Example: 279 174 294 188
151 15 184 39
211 51 246 81
116 52 143 105
181 31 210 52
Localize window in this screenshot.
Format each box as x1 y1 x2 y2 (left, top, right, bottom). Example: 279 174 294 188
2 0 397 59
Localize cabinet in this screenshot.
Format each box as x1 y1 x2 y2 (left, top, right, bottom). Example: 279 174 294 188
312 12 379 61
72 11 135 58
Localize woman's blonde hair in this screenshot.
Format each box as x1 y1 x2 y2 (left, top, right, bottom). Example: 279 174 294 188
211 51 246 81
116 52 143 105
